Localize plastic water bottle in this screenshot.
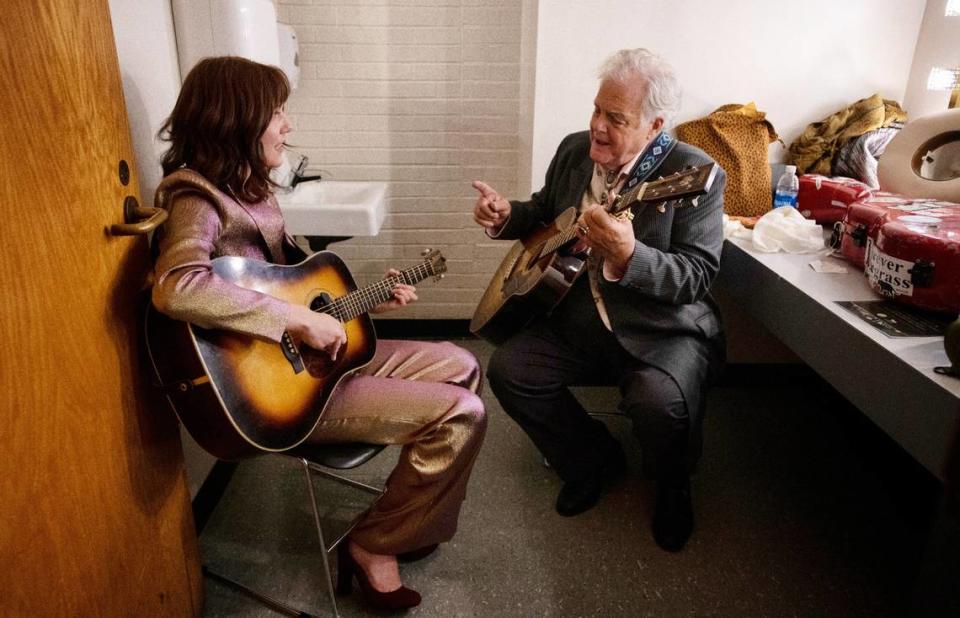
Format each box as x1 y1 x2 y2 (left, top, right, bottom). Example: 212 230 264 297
773 165 799 209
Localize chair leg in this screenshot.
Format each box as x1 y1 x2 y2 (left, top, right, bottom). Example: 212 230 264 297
202 455 385 617
305 462 384 495
203 566 318 618
588 411 628 419
302 460 386 551
301 458 341 618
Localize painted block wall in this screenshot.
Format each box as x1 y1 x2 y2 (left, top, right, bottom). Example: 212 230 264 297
278 0 935 320
277 0 538 319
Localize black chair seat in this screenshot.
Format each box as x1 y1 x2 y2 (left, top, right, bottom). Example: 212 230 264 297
286 442 386 470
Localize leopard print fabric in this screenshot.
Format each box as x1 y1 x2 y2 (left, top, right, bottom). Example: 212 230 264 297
676 103 780 216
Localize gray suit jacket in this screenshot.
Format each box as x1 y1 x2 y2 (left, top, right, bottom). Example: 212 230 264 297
500 131 727 413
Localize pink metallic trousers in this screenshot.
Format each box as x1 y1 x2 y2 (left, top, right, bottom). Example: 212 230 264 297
305 339 486 555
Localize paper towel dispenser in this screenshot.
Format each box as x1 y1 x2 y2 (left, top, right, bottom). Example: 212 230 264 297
171 0 300 89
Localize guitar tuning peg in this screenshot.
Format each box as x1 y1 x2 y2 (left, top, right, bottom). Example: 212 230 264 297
657 202 667 213
657 175 664 180
691 196 700 207
421 248 432 256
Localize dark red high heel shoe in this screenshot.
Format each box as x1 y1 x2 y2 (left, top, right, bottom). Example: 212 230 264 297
336 542 422 611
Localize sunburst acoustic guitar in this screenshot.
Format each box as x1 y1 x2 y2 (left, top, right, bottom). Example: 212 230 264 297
470 164 718 344
145 249 446 460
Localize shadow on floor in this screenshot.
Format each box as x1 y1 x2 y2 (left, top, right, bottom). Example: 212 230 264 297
199 338 939 617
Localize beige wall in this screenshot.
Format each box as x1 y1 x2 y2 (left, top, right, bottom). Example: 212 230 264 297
107 0 180 210
277 0 538 319
277 0 932 321
903 0 960 118
109 0 945 331
532 0 928 185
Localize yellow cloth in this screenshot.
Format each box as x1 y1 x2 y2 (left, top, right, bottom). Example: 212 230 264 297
787 93 907 175
676 102 780 216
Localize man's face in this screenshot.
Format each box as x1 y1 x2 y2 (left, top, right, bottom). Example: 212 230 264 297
589 75 663 170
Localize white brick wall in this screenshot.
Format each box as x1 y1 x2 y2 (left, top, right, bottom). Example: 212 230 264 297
278 0 537 319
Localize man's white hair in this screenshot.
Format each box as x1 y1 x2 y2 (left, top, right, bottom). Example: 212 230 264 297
597 48 681 126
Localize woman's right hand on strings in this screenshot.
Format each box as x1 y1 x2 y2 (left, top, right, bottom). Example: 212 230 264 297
286 304 347 360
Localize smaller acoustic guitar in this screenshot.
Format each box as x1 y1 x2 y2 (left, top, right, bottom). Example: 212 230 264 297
145 249 446 460
470 163 718 344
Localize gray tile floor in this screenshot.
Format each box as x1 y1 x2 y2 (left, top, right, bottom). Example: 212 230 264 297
200 338 938 617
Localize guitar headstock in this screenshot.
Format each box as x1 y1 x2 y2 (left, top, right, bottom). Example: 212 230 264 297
612 162 718 215
420 248 447 280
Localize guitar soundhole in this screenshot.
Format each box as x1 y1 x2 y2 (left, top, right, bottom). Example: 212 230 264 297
309 292 334 312
523 244 545 271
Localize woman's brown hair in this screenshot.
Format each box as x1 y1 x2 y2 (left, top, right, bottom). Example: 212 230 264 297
159 56 290 203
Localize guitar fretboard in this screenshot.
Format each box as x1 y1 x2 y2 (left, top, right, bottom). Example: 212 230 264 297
314 262 439 322
534 176 670 261
534 163 716 261
539 226 579 259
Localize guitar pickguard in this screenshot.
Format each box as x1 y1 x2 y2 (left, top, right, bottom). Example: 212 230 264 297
302 290 341 379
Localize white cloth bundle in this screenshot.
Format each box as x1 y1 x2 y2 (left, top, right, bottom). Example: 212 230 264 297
751 207 825 253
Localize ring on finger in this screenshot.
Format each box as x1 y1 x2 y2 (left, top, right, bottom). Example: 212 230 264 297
578 224 590 235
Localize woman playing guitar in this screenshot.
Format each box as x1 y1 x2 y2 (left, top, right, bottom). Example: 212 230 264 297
151 56 486 612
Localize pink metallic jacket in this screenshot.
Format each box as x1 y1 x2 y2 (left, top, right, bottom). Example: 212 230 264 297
151 169 301 343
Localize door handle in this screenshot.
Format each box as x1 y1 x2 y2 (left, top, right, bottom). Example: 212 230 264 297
110 195 167 236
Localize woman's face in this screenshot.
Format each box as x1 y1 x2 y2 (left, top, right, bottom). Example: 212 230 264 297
260 105 291 169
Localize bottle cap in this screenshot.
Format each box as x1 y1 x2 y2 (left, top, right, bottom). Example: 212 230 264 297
784 165 797 175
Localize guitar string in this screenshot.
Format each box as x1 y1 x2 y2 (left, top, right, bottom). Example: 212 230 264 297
317 171 698 315
312 263 438 321
318 277 399 320
344 265 429 319
534 170 699 261
537 187 633 259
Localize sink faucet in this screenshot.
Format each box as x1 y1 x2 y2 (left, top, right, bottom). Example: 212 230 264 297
291 171 323 188
289 153 322 188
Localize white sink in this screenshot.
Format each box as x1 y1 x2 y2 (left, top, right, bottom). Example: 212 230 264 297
277 180 387 237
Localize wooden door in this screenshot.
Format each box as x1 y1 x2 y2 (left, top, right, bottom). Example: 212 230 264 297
0 1 202 615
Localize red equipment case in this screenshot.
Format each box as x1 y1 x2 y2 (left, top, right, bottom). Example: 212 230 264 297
832 192 911 268
832 193 960 313
864 201 960 314
797 174 873 225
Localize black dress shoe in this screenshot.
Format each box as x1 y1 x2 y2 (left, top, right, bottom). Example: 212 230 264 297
652 479 694 552
555 447 627 517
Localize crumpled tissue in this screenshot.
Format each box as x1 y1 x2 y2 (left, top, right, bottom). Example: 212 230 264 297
751 207 825 253
722 215 753 241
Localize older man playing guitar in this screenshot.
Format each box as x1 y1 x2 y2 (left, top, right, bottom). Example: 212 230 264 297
471 48 726 552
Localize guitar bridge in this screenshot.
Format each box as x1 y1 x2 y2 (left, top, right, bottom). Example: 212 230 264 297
280 331 306 374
